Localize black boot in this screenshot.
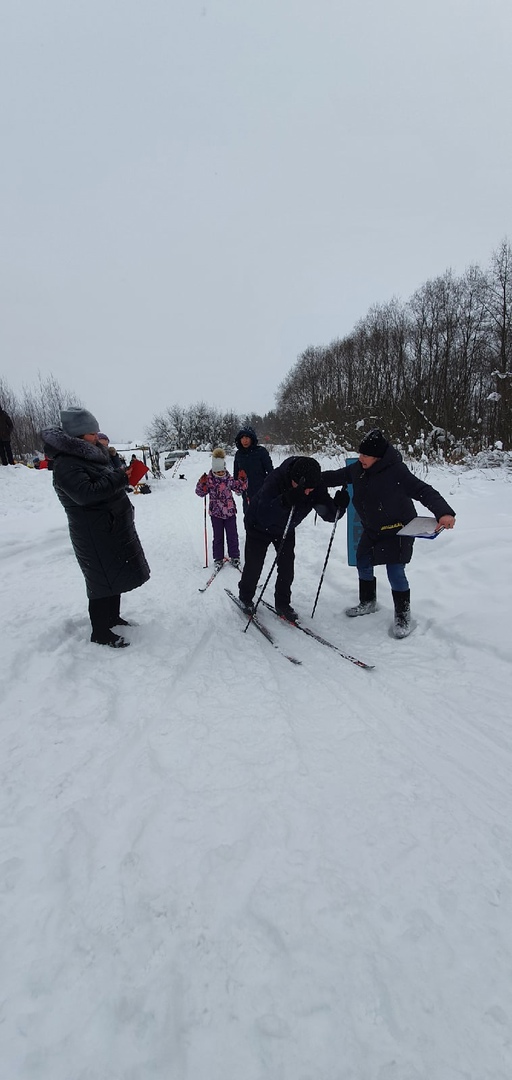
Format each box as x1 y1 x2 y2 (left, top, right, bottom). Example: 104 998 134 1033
108 594 132 628
345 577 377 617
275 602 298 622
91 629 130 648
89 598 130 648
392 589 411 638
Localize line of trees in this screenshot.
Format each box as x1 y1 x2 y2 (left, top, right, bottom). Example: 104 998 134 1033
275 240 512 456
4 241 510 463
0 374 82 458
145 404 264 451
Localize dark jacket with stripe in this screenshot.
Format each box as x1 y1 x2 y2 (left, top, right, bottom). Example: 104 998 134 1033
322 445 455 565
42 429 150 599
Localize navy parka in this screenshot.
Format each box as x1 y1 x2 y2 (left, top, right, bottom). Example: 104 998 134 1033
322 444 455 565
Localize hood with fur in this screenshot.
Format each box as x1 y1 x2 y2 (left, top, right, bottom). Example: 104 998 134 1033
41 428 111 464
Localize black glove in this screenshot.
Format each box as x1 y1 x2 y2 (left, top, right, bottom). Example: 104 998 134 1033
333 488 350 510
281 486 301 508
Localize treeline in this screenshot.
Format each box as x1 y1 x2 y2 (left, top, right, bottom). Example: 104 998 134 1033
146 404 268 450
275 240 512 456
0 374 81 458
4 240 510 462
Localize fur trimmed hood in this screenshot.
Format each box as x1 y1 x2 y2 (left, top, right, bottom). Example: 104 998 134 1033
41 428 111 464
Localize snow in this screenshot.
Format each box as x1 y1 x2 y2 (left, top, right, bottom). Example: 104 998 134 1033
1 452 511 1080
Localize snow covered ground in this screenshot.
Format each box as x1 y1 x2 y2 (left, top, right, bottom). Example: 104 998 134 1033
1 450 511 1080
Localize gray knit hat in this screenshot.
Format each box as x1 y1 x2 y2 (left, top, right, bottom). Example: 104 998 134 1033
60 407 100 437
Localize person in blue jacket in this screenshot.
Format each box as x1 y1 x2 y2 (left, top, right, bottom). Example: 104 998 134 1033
233 426 273 516
238 455 348 620
322 429 455 637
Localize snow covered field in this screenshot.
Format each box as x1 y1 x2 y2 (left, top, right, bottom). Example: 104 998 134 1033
1 451 511 1080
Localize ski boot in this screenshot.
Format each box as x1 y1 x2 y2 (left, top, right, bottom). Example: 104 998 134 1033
275 602 299 622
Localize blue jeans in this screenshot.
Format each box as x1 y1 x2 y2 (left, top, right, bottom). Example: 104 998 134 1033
357 554 409 592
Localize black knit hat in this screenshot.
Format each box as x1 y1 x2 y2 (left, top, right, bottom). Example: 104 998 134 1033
358 429 388 458
289 456 321 488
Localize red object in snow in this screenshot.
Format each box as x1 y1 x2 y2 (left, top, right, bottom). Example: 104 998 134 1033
126 459 149 486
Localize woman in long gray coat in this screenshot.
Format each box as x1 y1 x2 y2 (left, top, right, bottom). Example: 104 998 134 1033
43 407 150 648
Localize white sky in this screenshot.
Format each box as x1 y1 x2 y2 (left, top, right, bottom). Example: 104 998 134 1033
1 0 511 441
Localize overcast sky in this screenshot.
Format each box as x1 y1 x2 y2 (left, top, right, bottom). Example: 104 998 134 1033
1 0 511 441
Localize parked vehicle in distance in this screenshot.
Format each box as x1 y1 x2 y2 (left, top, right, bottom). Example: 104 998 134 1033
164 450 189 470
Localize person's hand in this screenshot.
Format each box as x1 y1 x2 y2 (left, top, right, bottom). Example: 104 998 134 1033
333 488 350 510
436 515 455 531
238 470 247 481
199 473 207 483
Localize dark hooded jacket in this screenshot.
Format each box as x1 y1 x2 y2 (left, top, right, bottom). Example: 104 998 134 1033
322 444 455 565
42 428 150 599
233 427 273 508
0 408 14 441
246 456 343 537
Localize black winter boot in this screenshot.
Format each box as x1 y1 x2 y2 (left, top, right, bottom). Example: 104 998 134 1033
89 597 130 648
392 589 411 638
345 577 377 617
91 630 130 648
108 594 132 627
275 602 299 622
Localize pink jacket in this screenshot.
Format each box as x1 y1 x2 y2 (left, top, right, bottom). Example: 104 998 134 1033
195 469 247 519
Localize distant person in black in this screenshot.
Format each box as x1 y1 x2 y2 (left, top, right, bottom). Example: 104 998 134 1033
238 456 349 620
97 432 125 470
0 406 15 465
233 426 273 516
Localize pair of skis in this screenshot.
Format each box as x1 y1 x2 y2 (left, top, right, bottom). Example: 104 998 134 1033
225 589 302 665
198 558 239 593
225 589 374 671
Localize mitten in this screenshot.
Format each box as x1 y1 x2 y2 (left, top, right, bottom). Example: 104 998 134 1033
333 488 350 510
238 470 247 481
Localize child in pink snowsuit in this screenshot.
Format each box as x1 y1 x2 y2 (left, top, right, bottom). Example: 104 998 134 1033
195 448 247 569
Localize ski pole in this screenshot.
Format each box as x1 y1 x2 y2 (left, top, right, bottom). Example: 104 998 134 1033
244 506 295 631
203 498 208 568
310 508 340 619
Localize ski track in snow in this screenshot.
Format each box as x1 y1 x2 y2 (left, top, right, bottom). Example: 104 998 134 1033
1 454 511 1080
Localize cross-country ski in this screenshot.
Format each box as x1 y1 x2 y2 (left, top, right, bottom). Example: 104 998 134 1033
225 588 302 665
259 599 375 670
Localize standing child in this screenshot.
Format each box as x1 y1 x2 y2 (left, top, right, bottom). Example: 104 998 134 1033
195 448 247 569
